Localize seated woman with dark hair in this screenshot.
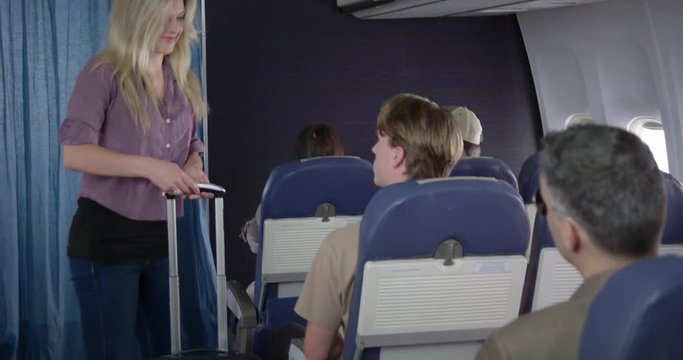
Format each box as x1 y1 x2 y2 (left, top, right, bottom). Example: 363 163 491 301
239 123 346 254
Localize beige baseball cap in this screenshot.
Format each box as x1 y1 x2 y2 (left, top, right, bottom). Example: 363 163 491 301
446 106 482 145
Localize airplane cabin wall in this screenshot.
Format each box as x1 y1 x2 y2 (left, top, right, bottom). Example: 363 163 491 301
517 0 683 180
205 0 542 286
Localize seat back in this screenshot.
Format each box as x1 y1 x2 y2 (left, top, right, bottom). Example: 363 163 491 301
450 157 519 191
516 152 542 258
522 172 683 314
517 152 541 204
343 178 529 360
579 256 683 360
660 172 683 256
524 214 582 313
255 157 378 315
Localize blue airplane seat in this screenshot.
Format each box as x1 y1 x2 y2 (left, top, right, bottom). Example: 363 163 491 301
517 152 541 203
343 177 529 360
450 156 519 191
661 172 683 250
518 212 564 314
579 255 683 360
251 156 378 358
516 152 542 258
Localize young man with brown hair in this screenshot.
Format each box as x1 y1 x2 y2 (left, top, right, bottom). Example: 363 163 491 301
294 93 464 360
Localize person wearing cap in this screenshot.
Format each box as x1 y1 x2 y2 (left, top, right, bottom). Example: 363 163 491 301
445 106 483 157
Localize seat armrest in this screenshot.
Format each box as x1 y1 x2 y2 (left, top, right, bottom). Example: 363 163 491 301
226 280 258 353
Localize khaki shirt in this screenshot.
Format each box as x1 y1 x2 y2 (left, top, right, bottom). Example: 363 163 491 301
295 222 360 339
476 270 616 360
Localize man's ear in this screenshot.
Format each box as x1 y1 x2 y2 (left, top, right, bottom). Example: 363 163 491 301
562 217 583 254
392 145 406 169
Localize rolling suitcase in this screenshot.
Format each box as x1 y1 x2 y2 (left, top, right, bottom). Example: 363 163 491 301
156 184 260 359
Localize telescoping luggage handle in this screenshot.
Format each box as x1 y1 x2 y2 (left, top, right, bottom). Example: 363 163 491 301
164 183 228 355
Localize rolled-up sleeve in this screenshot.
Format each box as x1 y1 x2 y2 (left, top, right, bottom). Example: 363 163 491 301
59 59 113 146
295 233 344 332
188 118 204 156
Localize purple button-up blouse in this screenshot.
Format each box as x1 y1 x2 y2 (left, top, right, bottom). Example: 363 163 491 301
59 57 204 221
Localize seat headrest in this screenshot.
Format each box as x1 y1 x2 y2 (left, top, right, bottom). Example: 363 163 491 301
450 157 519 191
358 178 529 263
517 152 541 204
662 172 683 245
580 256 683 360
261 156 378 219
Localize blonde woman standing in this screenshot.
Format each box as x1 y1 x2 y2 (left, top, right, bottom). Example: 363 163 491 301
59 0 207 358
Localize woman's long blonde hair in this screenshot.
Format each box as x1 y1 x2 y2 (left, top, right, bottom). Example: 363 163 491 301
98 0 206 131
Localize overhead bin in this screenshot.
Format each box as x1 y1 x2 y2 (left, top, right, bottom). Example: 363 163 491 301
337 0 608 19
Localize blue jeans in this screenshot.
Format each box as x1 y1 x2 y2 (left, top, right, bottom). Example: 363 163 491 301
70 258 171 360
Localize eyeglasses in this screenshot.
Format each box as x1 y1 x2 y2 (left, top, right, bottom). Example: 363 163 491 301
535 189 547 217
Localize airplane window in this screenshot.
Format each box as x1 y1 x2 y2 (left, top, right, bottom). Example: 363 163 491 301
628 117 669 173
565 113 592 129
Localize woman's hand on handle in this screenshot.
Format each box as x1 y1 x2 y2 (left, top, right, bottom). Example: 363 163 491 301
184 167 212 199
183 152 212 199
62 144 207 198
146 158 199 197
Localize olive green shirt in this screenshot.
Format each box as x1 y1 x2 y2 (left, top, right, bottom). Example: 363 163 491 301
476 270 616 360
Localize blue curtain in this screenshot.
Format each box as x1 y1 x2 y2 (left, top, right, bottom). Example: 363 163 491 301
0 1 216 359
